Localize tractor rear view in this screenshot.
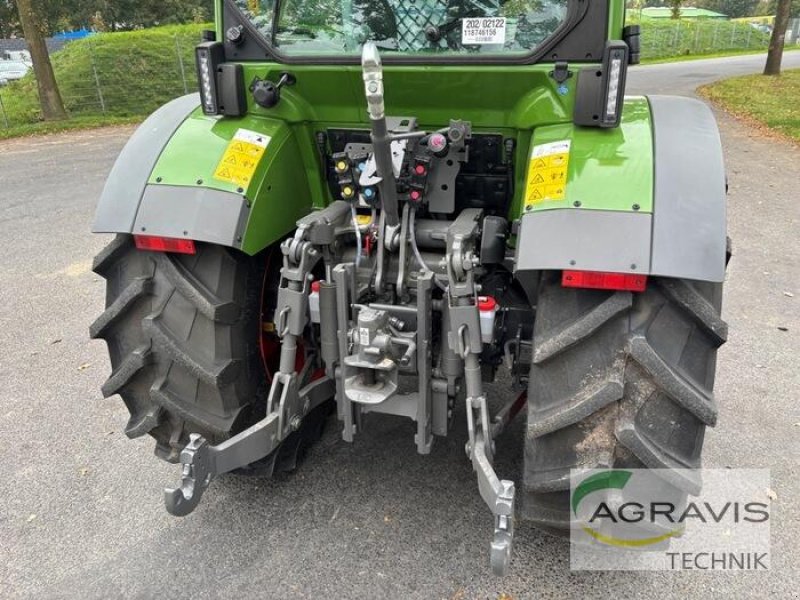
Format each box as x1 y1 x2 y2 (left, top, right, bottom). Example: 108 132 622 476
91 0 728 575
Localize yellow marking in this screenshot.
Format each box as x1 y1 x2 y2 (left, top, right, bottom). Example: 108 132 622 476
528 187 544 201
524 140 571 208
356 214 372 226
214 135 268 186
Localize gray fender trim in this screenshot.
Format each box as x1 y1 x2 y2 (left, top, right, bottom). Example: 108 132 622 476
92 93 200 234
648 95 726 282
514 96 726 283
515 210 652 274
133 185 249 249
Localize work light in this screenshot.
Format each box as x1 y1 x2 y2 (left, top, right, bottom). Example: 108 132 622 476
600 42 629 127
195 42 224 116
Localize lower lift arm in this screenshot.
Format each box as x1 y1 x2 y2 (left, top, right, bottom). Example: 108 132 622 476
164 203 351 516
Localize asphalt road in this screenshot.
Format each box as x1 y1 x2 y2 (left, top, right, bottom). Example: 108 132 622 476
1 54 798 599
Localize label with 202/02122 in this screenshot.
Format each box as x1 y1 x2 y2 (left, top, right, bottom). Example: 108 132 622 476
462 17 506 45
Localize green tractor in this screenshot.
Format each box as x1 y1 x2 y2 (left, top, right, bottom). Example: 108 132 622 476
91 0 728 574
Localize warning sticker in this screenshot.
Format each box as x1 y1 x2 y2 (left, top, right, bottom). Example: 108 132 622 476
213 129 271 187
524 140 571 208
462 17 506 45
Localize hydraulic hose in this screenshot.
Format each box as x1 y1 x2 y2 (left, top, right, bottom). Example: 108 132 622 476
410 210 447 292
351 203 362 268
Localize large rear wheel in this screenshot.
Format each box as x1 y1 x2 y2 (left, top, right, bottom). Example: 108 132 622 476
521 272 727 534
91 235 328 468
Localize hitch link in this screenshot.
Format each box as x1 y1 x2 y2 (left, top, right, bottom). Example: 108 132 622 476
165 217 347 516
444 208 517 576
466 395 516 577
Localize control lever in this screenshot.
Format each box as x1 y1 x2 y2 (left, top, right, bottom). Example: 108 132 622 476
361 43 400 229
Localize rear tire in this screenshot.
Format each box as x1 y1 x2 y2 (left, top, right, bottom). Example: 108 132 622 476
521 272 727 534
91 235 268 462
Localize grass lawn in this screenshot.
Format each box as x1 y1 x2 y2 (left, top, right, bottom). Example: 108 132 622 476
698 68 800 143
0 115 142 140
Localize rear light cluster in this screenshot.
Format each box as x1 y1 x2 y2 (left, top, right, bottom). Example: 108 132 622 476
562 270 647 292
134 235 196 255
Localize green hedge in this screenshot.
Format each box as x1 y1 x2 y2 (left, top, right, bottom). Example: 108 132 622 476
0 24 205 126
633 18 772 61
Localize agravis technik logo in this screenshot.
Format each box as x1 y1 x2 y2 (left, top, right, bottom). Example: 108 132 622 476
570 469 772 571
571 470 684 548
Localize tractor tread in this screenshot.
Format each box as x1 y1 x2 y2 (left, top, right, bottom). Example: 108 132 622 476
91 235 267 458
101 343 153 398
526 378 623 438
92 235 132 275
656 278 728 346
143 316 242 387
90 277 154 340
150 382 242 437
157 253 240 324
124 405 164 439
521 271 727 534
629 335 718 426
533 292 632 364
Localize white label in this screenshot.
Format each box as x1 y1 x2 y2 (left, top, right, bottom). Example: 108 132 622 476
359 327 370 346
233 128 270 148
531 139 571 158
462 17 506 45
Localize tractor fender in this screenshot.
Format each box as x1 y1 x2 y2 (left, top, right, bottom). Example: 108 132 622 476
93 93 201 236
93 96 316 255
647 95 727 282
514 95 727 283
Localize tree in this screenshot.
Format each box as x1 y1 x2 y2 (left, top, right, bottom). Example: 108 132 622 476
669 0 682 19
14 0 68 120
764 0 793 74
0 1 20 37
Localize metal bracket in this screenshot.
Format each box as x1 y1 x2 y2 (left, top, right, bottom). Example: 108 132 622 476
466 395 518 576
164 377 335 517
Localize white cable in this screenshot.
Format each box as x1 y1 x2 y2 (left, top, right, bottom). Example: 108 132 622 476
409 210 447 291
351 203 362 268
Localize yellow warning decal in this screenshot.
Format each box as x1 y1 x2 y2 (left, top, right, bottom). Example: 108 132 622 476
524 139 571 209
213 129 271 187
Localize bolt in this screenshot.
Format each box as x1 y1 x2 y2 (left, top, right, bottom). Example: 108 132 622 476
632 203 640 211
196 179 203 185
141 227 146 232
630 263 637 270
573 200 582 207
569 259 576 266
183 230 188 236
156 176 163 183
290 416 302 431
237 187 244 193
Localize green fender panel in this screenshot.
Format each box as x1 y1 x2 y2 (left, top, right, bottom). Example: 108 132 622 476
145 111 314 254
514 96 727 283
93 99 315 256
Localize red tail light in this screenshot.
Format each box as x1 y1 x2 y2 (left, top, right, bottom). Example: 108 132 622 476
562 270 647 292
134 235 196 255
